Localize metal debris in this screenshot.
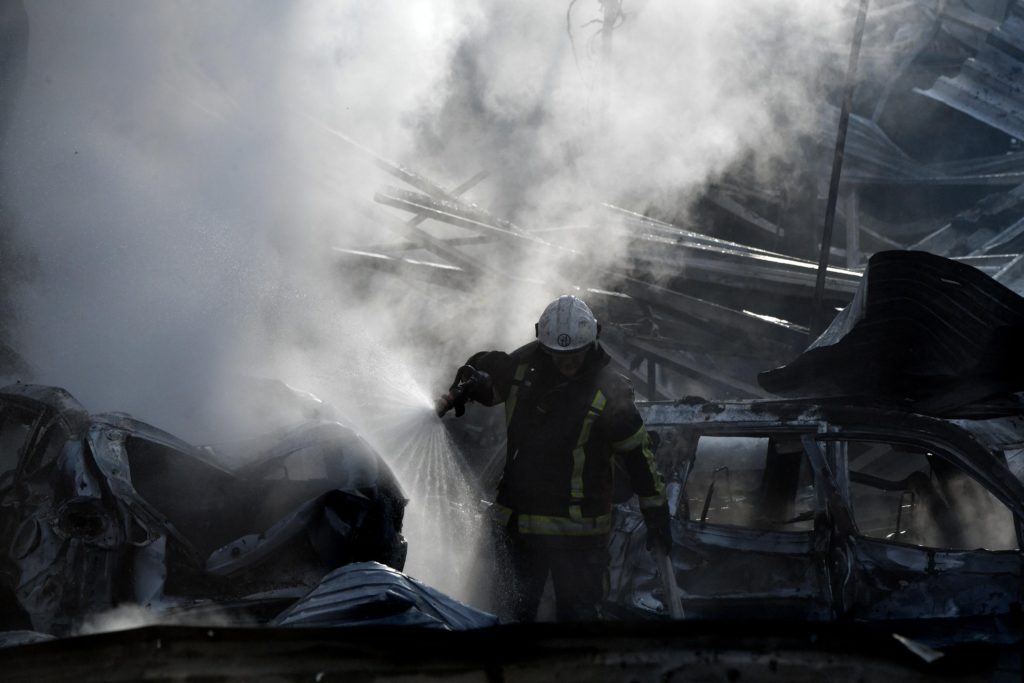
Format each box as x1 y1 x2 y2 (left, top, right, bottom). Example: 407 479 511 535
0 383 409 637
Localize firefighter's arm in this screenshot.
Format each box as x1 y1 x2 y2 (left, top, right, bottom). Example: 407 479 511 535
608 395 671 552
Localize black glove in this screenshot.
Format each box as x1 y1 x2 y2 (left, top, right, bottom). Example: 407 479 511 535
644 504 672 555
437 365 493 417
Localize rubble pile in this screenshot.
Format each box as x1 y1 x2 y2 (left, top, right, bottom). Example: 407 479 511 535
338 0 1024 401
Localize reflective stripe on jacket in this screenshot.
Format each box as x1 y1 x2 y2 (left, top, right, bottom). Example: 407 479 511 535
467 341 665 535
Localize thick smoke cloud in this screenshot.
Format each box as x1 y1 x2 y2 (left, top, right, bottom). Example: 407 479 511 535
0 0 855 597
419 1 847 227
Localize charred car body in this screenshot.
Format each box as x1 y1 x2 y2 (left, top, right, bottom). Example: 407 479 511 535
609 252 1024 645
0 383 408 636
608 397 1024 645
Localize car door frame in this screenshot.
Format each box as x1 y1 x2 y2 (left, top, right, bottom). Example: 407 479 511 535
807 411 1024 639
659 420 835 620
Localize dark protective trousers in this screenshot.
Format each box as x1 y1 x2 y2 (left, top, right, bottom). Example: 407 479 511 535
491 523 609 622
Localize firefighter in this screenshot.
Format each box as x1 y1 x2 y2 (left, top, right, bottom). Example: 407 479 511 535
437 295 671 621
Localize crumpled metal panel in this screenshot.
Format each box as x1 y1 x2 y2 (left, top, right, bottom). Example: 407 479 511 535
847 535 1022 639
0 630 54 648
8 436 127 636
273 561 498 630
205 497 327 577
816 108 1024 188
758 251 1024 410
0 384 411 637
909 184 1024 258
0 385 87 423
916 5 1024 141
606 505 666 616
86 425 172 548
952 409 1024 447
232 421 389 494
206 488 407 578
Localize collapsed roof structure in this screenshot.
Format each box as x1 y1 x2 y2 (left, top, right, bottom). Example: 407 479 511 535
335 0 1024 406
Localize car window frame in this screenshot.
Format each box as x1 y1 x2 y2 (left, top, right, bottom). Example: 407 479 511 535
816 433 1024 552
675 425 824 536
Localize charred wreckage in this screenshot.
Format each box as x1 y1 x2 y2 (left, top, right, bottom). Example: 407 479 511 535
5 0 1024 680
0 383 428 638
3 253 1024 678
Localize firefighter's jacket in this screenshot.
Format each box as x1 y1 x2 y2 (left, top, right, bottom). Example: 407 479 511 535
461 341 667 536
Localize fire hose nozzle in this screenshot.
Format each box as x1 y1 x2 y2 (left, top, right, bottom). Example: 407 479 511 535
435 393 456 418
436 365 490 418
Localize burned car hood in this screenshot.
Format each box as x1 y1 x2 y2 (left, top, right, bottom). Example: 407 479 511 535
759 251 1024 413
0 384 409 638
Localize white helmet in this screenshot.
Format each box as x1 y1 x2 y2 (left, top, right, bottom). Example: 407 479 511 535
535 295 599 353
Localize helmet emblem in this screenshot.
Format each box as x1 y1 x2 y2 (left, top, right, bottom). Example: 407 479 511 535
536 295 598 353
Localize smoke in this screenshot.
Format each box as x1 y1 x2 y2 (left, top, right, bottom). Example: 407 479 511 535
0 1 858 596
75 603 244 636
0 0 856 415
418 1 848 226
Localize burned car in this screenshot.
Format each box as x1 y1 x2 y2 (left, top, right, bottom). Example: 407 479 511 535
608 251 1024 645
608 397 1024 644
0 383 408 637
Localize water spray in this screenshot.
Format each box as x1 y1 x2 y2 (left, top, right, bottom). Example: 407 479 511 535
345 359 489 606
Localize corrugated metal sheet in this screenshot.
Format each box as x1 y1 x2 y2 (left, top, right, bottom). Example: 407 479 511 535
759 250 1024 407
274 562 499 630
839 111 1024 186
916 4 1024 141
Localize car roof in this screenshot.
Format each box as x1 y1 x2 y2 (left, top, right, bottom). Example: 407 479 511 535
638 396 1024 521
